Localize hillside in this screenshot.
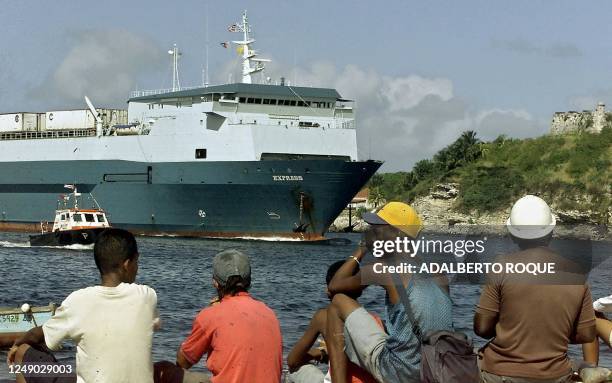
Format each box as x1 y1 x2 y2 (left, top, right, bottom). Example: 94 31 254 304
368 128 612 226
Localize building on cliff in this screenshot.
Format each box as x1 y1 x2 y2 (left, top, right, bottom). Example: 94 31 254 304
550 102 610 135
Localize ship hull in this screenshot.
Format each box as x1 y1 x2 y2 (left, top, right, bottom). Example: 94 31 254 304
29 228 106 246
0 159 381 241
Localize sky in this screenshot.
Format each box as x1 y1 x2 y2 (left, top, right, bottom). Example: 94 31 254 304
1 0 612 171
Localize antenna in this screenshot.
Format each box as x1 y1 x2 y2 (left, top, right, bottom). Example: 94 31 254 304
293 48 297 86
230 10 271 84
84 96 103 137
168 44 182 91
204 1 210 87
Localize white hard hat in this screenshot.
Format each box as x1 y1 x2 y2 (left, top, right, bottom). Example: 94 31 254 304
506 195 556 239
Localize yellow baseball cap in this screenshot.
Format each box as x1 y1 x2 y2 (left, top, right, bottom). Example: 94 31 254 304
362 202 423 238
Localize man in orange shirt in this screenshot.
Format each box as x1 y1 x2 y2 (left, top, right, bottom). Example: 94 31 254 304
175 249 283 383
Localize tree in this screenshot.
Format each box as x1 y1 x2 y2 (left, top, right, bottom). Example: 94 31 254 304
403 172 417 189
413 159 436 180
368 187 385 208
369 174 383 188
433 131 482 171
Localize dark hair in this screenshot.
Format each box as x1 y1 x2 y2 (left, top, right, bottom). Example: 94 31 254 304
218 275 250 299
326 260 362 299
94 229 138 275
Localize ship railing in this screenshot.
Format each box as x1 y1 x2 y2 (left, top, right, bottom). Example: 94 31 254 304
0 128 97 141
40 221 52 234
334 119 356 129
130 86 203 98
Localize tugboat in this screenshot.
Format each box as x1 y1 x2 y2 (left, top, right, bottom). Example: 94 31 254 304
29 185 111 246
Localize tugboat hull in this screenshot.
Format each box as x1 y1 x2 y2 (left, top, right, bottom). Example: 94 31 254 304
29 228 106 247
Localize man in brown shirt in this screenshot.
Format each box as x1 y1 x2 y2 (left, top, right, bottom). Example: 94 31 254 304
474 195 596 383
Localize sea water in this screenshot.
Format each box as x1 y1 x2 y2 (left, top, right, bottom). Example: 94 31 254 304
0 232 610 378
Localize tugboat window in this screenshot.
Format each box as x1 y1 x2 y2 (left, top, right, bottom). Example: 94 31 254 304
196 149 207 159
85 214 95 222
73 214 82 222
97 214 105 223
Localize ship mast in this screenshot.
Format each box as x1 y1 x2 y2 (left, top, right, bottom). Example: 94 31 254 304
232 10 270 84
168 44 182 91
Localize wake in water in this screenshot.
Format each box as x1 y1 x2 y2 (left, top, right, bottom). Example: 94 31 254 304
0 240 93 251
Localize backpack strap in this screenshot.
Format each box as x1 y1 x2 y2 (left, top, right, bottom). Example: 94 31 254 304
390 271 423 342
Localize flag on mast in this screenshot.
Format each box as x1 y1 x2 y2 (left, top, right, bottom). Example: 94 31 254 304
227 24 240 32
220 42 230 48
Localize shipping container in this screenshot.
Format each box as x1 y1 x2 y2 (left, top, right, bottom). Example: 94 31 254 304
37 113 46 131
43 109 128 130
45 110 91 131
0 113 39 132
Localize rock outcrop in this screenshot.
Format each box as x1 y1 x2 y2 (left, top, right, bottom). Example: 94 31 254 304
330 182 611 240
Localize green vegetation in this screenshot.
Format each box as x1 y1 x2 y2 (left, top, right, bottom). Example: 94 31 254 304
368 128 612 223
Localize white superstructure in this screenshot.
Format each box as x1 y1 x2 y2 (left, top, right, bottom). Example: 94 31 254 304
0 10 358 164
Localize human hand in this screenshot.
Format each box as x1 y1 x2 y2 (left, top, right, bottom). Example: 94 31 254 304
317 339 327 353
354 244 367 261
7 344 18 366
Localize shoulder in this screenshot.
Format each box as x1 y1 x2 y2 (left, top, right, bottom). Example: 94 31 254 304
125 283 157 300
198 301 224 319
249 297 280 321
240 294 276 320
63 286 97 305
190 305 221 328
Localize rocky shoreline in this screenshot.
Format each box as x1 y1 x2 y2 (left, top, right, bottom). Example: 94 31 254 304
329 183 612 241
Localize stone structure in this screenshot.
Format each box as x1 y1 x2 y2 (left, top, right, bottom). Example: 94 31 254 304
550 102 609 135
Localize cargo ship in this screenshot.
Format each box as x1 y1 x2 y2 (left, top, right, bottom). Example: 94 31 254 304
0 11 381 241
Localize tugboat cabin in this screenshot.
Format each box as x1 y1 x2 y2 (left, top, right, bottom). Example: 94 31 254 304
52 209 110 232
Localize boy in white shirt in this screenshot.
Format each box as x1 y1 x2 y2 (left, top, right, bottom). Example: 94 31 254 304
7 228 159 383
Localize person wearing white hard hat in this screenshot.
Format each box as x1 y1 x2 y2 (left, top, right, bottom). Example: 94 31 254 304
475 195 597 383
505 194 556 241
582 295 612 366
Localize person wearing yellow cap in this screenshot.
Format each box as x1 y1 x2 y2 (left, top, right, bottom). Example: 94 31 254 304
360 201 424 240
325 201 453 383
